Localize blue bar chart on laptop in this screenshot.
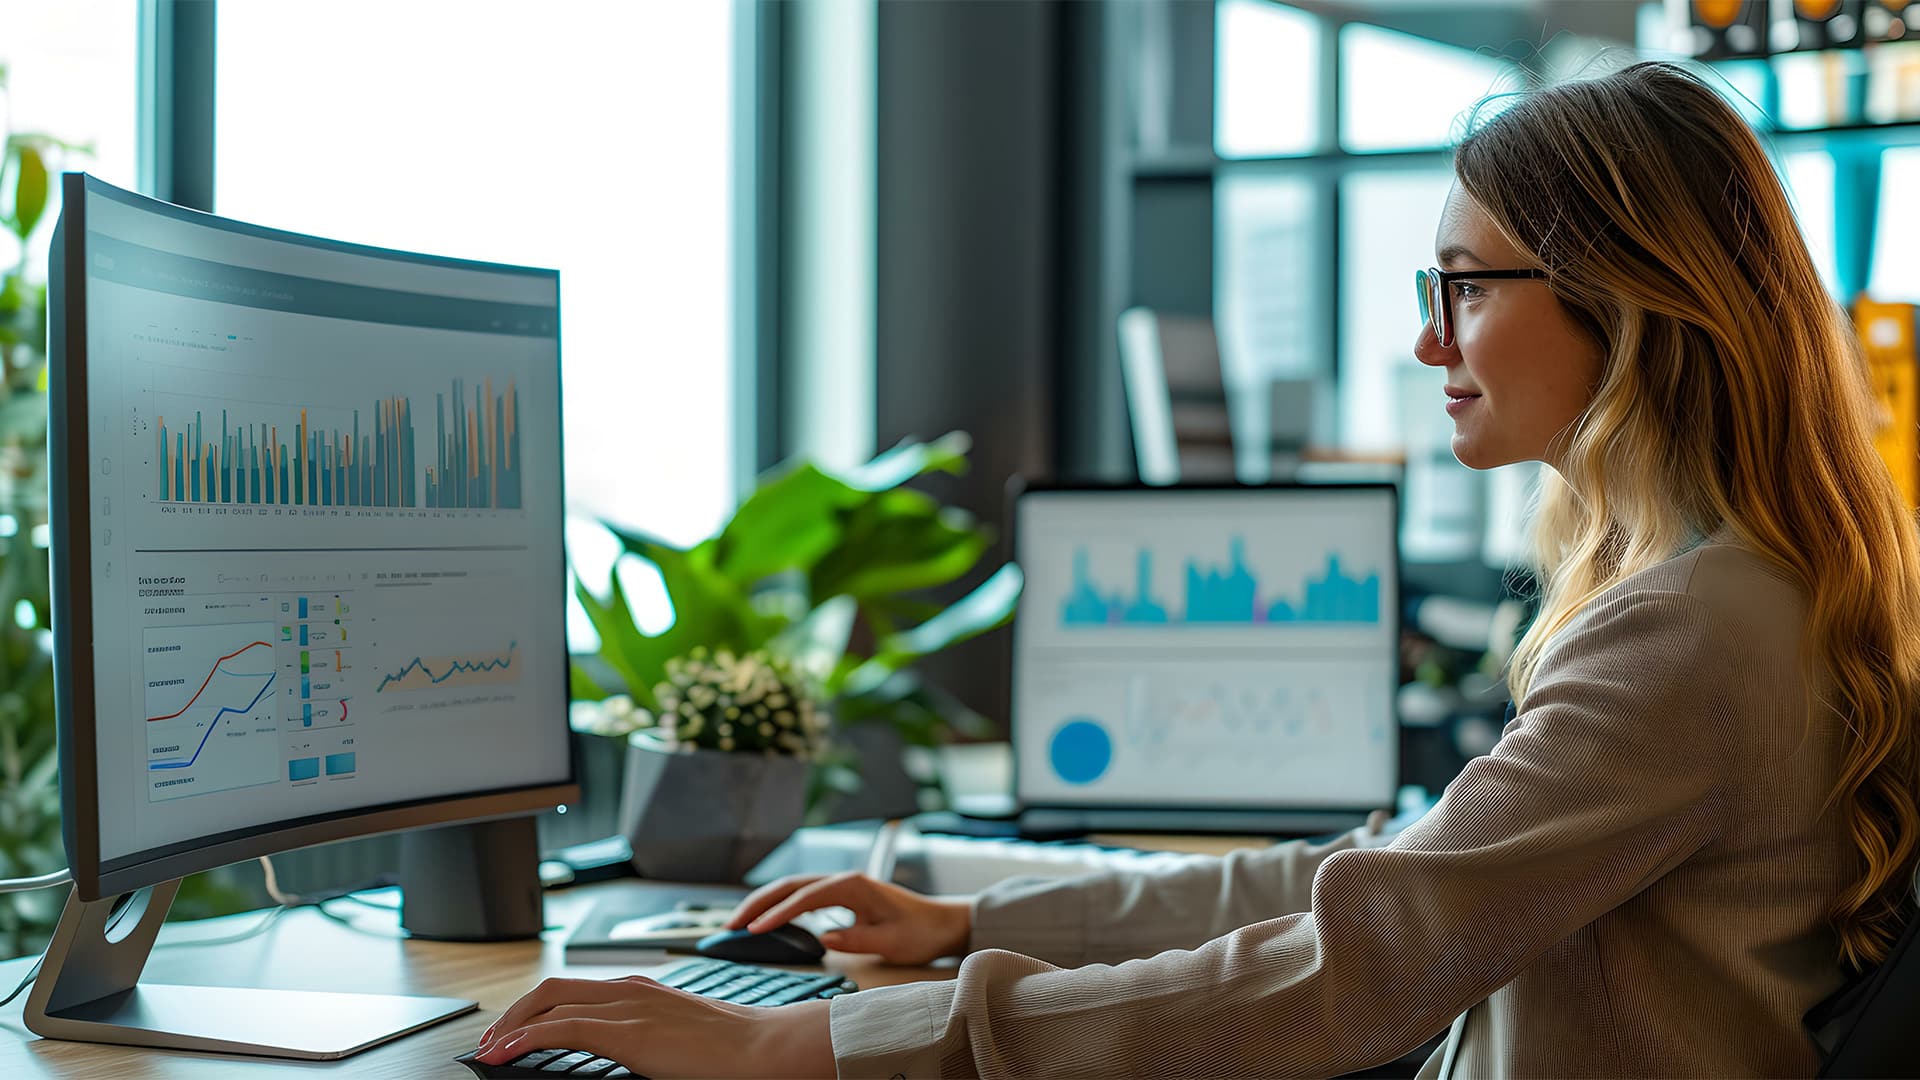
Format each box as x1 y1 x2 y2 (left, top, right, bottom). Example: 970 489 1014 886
1059 538 1382 628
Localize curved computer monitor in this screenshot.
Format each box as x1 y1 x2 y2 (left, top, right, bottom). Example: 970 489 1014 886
47 173 576 903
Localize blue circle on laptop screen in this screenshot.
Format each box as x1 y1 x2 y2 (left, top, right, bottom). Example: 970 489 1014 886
1050 718 1112 785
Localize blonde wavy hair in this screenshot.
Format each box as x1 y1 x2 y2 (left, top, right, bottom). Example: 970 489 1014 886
1456 60 1920 972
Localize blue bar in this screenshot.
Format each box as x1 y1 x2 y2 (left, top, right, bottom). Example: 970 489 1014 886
299 624 309 646
289 757 319 782
301 675 310 699
325 752 356 776
298 597 308 619
303 703 313 726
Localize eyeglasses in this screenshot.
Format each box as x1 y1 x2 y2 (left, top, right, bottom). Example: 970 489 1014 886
1415 266 1549 348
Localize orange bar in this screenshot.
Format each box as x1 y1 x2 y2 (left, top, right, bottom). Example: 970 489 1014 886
504 382 515 470
484 376 496 507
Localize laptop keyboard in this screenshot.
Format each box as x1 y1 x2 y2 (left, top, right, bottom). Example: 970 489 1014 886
453 958 857 1078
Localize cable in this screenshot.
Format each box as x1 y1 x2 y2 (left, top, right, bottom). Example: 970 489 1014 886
0 868 72 894
0 860 392 1006
0 867 73 1006
257 854 301 907
153 902 293 949
314 897 413 938
0 953 44 1009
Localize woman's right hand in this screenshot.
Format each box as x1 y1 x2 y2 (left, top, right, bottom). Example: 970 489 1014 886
723 872 971 967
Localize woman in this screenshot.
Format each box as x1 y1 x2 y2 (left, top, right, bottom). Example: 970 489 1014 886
474 60 1920 1077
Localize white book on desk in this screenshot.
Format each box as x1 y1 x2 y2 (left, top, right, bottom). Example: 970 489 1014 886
912 835 1207 895
563 904 724 966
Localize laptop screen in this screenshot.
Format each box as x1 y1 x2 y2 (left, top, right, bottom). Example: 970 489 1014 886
1011 485 1399 812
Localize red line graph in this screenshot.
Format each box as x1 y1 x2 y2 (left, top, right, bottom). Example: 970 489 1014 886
145 641 275 722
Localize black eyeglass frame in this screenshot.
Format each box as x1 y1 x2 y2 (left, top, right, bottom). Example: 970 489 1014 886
1416 267 1549 348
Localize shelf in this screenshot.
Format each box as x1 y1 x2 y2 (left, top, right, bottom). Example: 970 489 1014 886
1130 118 1920 180
1768 118 1920 147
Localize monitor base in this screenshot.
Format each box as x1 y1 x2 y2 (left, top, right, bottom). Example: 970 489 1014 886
24 880 477 1060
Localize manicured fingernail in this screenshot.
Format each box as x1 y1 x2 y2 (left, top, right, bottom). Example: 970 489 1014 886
482 1025 495 1042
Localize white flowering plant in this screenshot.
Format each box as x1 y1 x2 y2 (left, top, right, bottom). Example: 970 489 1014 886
571 433 1024 818
640 647 828 757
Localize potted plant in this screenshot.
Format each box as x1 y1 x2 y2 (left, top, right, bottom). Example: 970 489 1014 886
569 431 1023 881
0 83 62 960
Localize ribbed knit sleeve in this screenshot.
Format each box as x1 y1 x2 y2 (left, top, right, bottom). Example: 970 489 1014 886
829 588 1743 1078
963 809 1397 969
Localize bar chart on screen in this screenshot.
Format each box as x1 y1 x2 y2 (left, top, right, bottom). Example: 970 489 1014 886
140 375 526 511
1059 538 1383 629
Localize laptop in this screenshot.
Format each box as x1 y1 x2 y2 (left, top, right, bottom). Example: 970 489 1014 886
1000 481 1401 838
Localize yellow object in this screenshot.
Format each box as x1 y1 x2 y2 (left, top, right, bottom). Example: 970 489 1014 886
1856 298 1919 507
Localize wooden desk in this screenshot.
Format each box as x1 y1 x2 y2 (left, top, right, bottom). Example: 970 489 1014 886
0 879 956 1080
0 827 1290 1078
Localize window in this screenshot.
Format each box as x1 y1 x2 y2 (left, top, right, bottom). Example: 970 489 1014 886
1780 150 1840 295
0 1 138 277
1338 171 1452 451
216 1 737 645
1214 0 1320 157
1214 174 1320 381
1339 23 1511 153
1868 147 1920 302
1339 171 1485 561
1700 58 1774 130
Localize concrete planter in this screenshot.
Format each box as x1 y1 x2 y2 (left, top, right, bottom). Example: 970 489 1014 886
617 732 809 883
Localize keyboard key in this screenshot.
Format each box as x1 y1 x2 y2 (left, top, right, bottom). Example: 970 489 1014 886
457 962 855 1076
676 970 740 995
762 976 850 1007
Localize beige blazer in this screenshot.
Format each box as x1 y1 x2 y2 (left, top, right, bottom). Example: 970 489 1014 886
828 536 1858 1077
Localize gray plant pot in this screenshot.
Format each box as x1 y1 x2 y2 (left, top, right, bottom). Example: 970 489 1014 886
617 733 810 883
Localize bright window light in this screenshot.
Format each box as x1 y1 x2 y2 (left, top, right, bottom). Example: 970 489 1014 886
1338 171 1454 450
1215 0 1320 158
0 2 138 277
217 1 736 650
1868 148 1920 303
1340 23 1511 152
1780 150 1839 296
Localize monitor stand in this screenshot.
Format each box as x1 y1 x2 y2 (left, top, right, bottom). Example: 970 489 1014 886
23 878 476 1060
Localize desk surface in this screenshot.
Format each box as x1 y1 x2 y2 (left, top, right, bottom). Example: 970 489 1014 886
0 831 1271 1078
0 879 954 1080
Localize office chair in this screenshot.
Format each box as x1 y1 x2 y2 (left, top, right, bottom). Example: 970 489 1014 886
1117 307 1237 484
1116 307 1321 485
1806 898 1920 1077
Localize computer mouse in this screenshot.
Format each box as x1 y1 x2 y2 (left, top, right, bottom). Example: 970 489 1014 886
693 923 826 965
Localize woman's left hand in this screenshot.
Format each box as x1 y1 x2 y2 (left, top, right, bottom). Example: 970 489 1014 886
474 974 835 1078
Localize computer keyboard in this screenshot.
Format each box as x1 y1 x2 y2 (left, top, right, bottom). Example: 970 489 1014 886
452 957 857 1078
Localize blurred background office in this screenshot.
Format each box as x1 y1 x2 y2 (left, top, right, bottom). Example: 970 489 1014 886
2 0 1918 952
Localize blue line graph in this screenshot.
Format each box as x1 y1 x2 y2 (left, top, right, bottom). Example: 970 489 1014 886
149 671 277 771
376 641 519 693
